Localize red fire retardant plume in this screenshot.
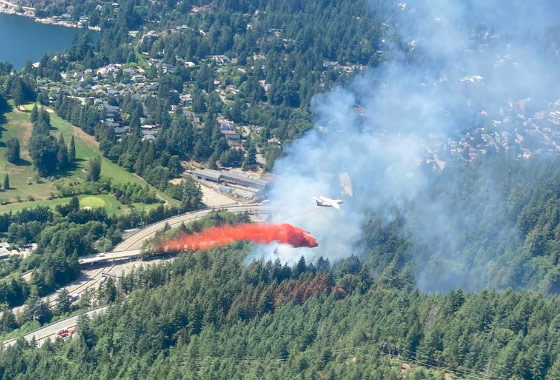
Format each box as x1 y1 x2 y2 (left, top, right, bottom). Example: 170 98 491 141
159 223 318 251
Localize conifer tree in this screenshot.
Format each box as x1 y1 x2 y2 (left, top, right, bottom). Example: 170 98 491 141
56 134 68 170
11 78 25 108
68 195 80 211
30 104 39 123
68 136 76 165
5 138 20 163
87 157 101 182
242 144 257 171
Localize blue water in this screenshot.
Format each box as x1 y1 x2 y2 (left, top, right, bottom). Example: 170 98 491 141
0 13 98 69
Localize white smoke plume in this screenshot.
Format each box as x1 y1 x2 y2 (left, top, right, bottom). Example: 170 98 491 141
248 1 560 291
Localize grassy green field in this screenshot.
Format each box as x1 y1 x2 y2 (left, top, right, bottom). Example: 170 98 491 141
0 102 177 214
0 193 163 216
80 195 108 208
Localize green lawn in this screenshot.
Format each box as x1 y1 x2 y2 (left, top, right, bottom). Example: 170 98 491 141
0 102 177 212
0 193 162 216
77 194 162 215
80 195 107 208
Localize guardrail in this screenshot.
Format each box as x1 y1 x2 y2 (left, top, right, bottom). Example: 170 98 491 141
2 305 108 347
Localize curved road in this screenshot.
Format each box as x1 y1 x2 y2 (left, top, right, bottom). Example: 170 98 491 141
3 204 268 348
79 204 269 265
114 204 268 251
0 0 34 11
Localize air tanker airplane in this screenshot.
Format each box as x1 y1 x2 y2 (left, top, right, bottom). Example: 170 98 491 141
313 196 344 209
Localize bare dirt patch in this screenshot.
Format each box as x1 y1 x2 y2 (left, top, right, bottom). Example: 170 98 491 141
401 363 411 374
168 178 183 185
15 114 33 160
71 125 99 148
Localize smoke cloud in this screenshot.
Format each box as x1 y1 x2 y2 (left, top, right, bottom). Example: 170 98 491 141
159 223 318 252
249 1 560 292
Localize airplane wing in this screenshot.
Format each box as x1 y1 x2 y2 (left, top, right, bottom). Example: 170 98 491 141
314 196 343 209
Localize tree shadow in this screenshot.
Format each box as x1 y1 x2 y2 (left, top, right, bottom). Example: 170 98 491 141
0 96 12 113
55 168 76 178
50 161 85 179
13 158 31 166
0 97 12 128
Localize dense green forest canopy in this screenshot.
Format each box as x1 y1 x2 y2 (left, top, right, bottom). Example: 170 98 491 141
3 1 560 379
2 242 560 379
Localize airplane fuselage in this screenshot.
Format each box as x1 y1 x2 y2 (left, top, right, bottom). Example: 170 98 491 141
313 196 344 209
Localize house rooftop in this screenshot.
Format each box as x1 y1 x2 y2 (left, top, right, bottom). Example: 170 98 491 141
194 168 222 181
220 171 269 189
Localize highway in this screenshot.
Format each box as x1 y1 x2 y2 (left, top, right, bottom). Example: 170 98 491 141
79 204 268 265
3 204 268 348
2 307 108 349
113 204 268 251
79 249 142 265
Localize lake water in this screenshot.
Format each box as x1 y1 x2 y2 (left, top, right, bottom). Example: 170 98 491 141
0 13 93 70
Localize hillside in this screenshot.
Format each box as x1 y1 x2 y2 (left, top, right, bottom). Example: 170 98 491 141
3 0 560 379
0 101 173 214
2 245 560 380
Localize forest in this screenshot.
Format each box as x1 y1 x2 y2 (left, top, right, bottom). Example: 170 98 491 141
2 0 560 379
2 238 560 379
3 155 560 378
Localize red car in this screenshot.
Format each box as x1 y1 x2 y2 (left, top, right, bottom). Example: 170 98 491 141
57 329 69 338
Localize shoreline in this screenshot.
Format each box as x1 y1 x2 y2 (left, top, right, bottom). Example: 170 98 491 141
0 5 101 32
